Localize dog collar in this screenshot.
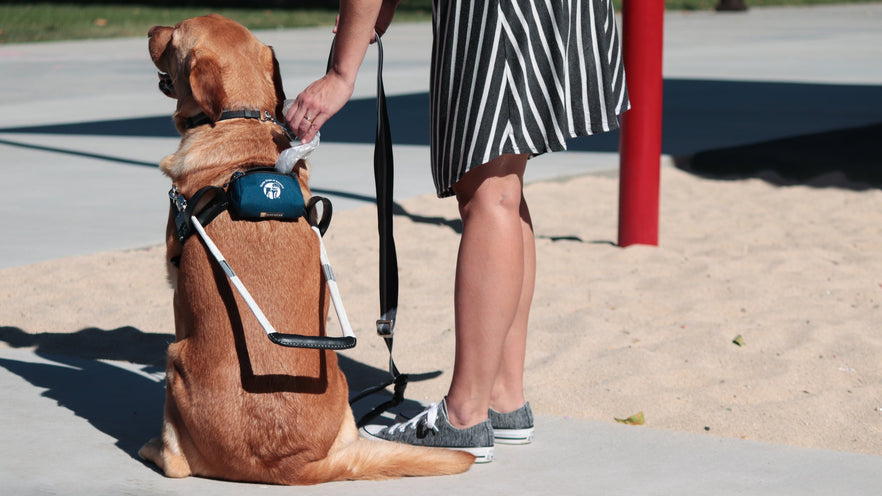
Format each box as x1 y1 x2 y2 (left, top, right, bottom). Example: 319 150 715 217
185 109 296 142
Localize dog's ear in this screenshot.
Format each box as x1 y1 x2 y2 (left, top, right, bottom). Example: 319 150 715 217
268 47 287 120
188 48 226 123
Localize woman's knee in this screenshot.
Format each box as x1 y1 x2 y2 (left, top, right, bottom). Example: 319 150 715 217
454 155 528 218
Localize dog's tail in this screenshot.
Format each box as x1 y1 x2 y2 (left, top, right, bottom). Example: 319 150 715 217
296 438 475 483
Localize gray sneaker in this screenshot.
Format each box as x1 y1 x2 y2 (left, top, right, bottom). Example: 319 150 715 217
360 399 495 463
489 402 534 444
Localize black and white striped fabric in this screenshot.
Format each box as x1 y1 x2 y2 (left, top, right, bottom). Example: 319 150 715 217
430 0 630 197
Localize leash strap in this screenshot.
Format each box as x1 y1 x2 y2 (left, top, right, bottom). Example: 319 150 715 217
328 35 409 426
368 35 409 427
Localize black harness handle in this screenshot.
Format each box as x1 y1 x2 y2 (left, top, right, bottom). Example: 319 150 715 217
267 332 355 350
169 176 354 351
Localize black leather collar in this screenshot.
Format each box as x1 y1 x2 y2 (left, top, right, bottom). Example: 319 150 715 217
184 109 295 141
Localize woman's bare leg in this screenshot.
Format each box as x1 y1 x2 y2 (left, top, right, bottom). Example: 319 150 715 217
445 153 533 428
490 196 534 414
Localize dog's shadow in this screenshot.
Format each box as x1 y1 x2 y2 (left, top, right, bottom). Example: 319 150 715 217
0 325 436 460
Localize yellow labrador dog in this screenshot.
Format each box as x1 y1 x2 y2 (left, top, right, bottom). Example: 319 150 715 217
142 14 473 485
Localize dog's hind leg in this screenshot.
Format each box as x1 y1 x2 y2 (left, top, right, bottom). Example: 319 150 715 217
139 420 192 478
139 434 190 478
139 344 192 478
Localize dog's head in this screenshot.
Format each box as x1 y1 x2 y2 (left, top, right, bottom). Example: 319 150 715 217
148 14 286 133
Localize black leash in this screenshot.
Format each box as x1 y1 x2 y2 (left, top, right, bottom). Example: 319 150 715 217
327 36 409 427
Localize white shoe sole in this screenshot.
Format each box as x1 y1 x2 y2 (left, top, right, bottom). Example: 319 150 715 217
493 427 534 445
461 445 494 463
360 427 495 463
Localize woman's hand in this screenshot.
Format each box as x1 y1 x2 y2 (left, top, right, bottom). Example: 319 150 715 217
285 70 354 144
287 0 398 143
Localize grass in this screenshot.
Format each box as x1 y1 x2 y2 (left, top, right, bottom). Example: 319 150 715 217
0 0 876 44
662 0 877 8
0 6 334 44
0 2 430 44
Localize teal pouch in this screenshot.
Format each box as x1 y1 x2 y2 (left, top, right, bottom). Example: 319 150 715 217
228 168 305 221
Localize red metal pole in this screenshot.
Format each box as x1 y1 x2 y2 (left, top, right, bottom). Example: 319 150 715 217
618 0 664 247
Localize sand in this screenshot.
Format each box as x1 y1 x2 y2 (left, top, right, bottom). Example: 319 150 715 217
1 164 880 456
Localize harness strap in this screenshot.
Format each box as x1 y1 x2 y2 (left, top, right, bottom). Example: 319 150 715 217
170 183 333 243
306 196 333 237
170 185 229 245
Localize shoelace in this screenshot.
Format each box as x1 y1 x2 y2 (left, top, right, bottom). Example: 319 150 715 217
388 402 440 434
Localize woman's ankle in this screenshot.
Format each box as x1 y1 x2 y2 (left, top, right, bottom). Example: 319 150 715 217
489 389 526 415
443 396 490 429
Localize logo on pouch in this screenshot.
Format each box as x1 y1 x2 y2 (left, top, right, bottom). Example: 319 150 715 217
261 179 284 200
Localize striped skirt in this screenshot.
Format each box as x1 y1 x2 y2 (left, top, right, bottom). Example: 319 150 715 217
430 0 630 197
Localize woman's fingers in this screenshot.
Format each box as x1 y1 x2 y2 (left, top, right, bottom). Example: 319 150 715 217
287 72 354 144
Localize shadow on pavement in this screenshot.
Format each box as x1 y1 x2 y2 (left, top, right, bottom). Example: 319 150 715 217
0 325 437 461
661 79 882 189
3 79 880 189
676 122 882 190
0 345 165 459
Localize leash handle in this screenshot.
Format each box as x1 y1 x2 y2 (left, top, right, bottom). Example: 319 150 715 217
324 36 398 332
326 35 401 350
372 35 399 335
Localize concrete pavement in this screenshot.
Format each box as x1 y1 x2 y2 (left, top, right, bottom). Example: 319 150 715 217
1 4 882 494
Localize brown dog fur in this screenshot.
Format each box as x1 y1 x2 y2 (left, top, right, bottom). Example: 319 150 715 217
142 14 474 485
